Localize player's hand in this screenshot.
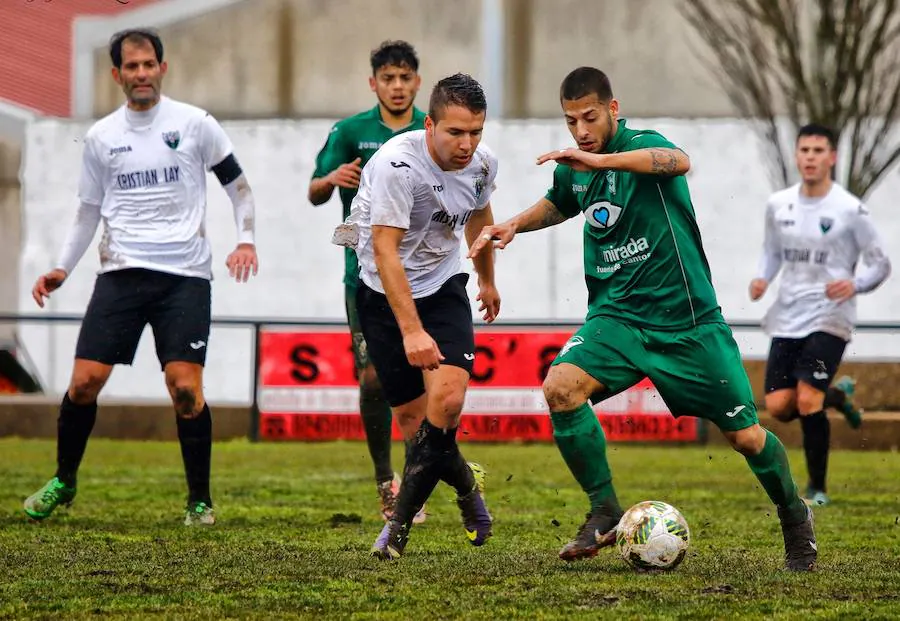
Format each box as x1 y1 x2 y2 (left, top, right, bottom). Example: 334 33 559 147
467 222 517 257
536 147 602 172
476 281 501 323
226 243 259 283
32 269 68 308
826 279 856 302
328 157 363 189
403 329 444 370
749 278 769 301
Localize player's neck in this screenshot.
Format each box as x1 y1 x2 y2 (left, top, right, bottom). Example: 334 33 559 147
379 104 414 130
800 178 833 198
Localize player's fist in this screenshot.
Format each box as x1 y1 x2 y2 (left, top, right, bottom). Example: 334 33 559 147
32 268 68 308
328 157 363 189
826 279 856 302
226 243 259 283
403 329 444 370
749 278 768 301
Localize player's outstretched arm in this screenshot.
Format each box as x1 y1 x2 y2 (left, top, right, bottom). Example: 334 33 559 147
467 198 568 258
465 204 501 322
537 147 690 176
372 225 444 370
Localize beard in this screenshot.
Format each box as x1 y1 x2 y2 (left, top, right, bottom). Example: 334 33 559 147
378 94 413 117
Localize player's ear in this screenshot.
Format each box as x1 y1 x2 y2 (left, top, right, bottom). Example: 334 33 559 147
609 99 619 117
369 76 377 93
111 67 122 86
159 61 168 78
425 115 434 133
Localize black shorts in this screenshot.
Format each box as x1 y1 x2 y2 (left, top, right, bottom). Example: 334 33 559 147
357 273 475 407
75 268 211 370
764 331 848 393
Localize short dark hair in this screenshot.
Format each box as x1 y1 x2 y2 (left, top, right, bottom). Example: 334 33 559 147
428 73 487 121
109 28 164 69
560 67 613 102
370 40 419 74
797 123 837 149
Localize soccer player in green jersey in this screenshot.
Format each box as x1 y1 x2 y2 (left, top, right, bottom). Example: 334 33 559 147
468 67 817 571
307 41 426 522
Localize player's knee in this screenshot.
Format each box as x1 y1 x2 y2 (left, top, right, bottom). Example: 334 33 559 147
542 378 579 412
166 376 201 418
434 389 466 421
359 366 383 400
765 394 795 421
68 373 106 404
795 390 824 416
725 425 766 456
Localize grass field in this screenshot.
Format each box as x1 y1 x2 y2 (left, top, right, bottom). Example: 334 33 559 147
1 438 898 620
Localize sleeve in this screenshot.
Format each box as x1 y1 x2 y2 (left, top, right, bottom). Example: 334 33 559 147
756 199 783 281
544 165 580 217
368 155 416 229
198 112 235 169
56 201 102 274
623 130 679 152
312 123 351 179
475 152 499 209
851 204 891 294
77 133 105 206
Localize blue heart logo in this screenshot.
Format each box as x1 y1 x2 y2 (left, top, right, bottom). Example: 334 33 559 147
593 207 610 227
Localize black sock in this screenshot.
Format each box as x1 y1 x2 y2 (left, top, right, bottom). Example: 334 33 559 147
436 427 477 496
800 410 830 492
824 387 846 410
55 393 97 488
359 385 394 483
176 403 212 506
393 419 448 526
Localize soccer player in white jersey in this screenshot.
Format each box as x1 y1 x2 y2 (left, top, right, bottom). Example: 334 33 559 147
749 124 891 506
24 28 259 525
334 73 500 560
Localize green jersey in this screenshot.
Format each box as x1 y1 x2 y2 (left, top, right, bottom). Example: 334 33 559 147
313 104 427 288
545 119 722 330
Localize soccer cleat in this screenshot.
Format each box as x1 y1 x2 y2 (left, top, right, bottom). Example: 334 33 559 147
377 475 400 521
780 505 817 571
184 501 216 526
371 519 409 560
558 510 622 562
24 477 76 521
803 488 830 507
457 487 493 546
833 376 863 429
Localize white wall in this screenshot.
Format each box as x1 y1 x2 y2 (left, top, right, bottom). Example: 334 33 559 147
18 118 900 402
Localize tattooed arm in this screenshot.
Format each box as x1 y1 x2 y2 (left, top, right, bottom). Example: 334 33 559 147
466 198 570 258
597 148 690 176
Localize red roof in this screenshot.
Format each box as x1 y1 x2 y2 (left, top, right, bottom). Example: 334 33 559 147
0 0 160 117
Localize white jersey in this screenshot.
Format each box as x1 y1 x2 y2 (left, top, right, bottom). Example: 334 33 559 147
348 130 498 298
78 96 234 279
756 183 891 340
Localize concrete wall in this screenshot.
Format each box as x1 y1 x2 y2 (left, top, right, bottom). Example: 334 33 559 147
89 0 735 119
0 141 21 346
17 118 900 403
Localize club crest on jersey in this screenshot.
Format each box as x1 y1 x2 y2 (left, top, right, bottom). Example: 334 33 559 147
162 130 180 149
819 216 834 234
584 201 622 229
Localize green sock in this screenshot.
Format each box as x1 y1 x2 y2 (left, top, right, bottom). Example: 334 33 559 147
551 403 622 515
745 429 807 524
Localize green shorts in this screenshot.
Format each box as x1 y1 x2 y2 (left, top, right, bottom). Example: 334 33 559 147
345 283 369 371
551 317 758 432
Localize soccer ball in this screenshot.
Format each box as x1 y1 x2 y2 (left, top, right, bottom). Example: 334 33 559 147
616 500 690 571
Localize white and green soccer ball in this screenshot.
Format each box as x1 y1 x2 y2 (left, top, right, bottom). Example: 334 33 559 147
616 500 690 571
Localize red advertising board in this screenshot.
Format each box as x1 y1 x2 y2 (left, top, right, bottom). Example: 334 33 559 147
258 328 700 443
